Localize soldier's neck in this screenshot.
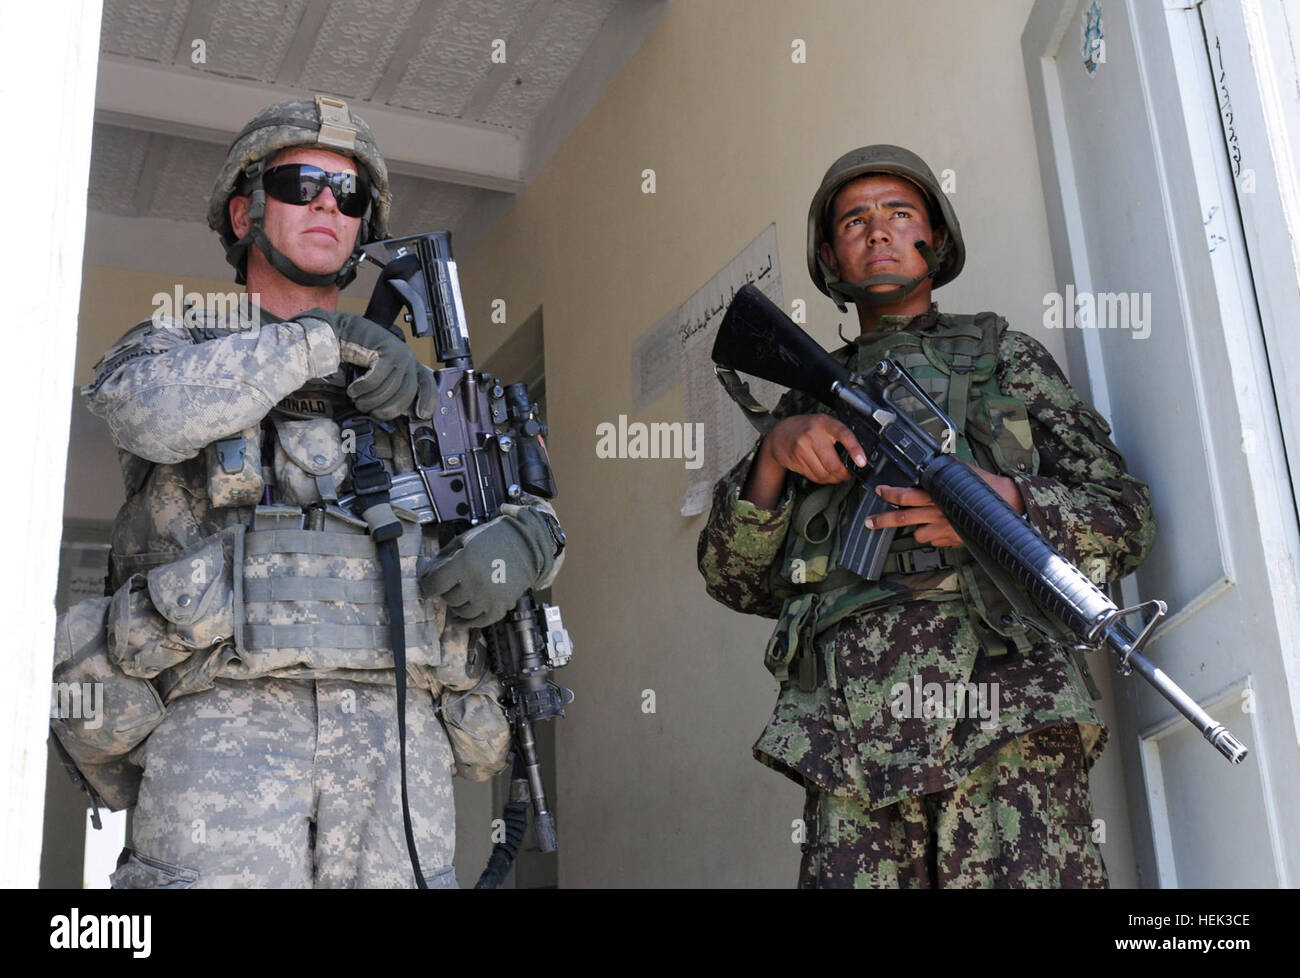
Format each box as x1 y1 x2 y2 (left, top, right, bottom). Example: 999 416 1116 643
855 289 934 335
244 262 340 320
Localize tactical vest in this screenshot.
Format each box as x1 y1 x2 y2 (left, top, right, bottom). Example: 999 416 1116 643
105 380 441 699
760 311 1075 694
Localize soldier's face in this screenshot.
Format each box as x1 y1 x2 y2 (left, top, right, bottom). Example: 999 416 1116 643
241 147 364 279
819 175 941 294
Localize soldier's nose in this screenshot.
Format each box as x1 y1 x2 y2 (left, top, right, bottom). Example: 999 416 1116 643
313 187 340 212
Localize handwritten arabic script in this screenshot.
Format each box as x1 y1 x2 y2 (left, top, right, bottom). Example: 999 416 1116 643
675 255 777 346
1215 36 1243 178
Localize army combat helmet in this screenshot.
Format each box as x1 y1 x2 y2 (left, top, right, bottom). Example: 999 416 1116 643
207 94 390 289
807 144 965 312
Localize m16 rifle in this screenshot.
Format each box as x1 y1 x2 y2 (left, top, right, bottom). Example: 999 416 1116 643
351 230 574 888
712 283 1247 766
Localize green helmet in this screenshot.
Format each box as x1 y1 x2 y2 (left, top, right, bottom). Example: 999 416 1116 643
807 144 964 312
207 94 390 289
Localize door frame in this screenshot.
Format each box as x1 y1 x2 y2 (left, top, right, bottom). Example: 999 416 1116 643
1022 0 1300 886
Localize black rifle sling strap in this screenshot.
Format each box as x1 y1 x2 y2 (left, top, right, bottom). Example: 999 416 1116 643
51 733 105 830
714 367 778 435
341 414 427 889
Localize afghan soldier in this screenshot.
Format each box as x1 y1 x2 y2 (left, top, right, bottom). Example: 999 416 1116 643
59 96 564 888
698 146 1155 888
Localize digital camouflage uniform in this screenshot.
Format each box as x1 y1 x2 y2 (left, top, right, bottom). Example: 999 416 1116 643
76 300 561 888
698 306 1155 888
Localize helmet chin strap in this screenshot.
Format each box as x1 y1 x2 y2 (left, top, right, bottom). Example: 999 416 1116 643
250 225 351 287
823 240 943 311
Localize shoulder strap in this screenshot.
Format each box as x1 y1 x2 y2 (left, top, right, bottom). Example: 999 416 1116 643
714 367 777 435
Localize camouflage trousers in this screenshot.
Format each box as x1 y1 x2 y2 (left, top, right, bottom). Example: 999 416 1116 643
111 676 457 889
798 723 1107 888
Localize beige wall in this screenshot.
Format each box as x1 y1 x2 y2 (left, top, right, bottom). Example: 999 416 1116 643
457 0 1137 887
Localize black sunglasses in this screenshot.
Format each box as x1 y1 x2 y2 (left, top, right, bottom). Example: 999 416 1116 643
262 164 372 218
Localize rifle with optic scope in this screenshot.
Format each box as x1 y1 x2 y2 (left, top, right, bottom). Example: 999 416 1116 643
350 230 575 887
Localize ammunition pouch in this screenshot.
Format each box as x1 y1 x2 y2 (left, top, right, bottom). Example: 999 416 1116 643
104 509 445 703
108 526 244 703
763 592 822 689
271 415 350 507
438 678 512 781
781 480 857 588
50 596 165 811
433 625 511 781
204 425 264 508
204 416 359 511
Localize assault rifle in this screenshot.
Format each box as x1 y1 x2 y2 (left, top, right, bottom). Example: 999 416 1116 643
351 230 574 887
712 283 1247 766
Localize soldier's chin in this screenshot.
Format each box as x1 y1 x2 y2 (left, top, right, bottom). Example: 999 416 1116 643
292 252 348 277
849 272 905 290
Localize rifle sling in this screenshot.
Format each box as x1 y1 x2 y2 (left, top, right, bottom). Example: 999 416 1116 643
955 525 1079 649
714 367 777 435
343 412 428 890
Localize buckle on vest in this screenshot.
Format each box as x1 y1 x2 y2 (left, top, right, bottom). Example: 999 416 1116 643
340 417 392 502
896 547 946 574
215 436 246 474
351 461 391 496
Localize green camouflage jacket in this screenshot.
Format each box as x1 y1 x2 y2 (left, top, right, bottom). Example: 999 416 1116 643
698 307 1155 809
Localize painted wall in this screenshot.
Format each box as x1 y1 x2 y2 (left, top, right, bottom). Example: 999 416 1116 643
454 0 1140 887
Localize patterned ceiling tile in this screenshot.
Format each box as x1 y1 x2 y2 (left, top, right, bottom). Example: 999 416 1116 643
389 0 528 117
100 0 191 62
479 0 616 129
200 0 310 82
90 0 657 261
299 0 423 97
398 180 482 235
86 124 484 241
147 136 230 222
87 124 151 215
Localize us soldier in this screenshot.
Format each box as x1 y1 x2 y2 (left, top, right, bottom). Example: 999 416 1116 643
698 146 1155 888
71 96 564 888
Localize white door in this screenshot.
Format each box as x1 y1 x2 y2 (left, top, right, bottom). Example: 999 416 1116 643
1023 0 1300 887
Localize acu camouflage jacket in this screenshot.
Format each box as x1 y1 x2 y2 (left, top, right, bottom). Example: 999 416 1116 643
81 301 561 707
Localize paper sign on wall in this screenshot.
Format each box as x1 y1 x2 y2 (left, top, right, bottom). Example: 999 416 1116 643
628 223 786 516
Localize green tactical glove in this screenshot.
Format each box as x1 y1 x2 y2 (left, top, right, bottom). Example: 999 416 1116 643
418 508 558 628
298 308 430 420
413 364 439 420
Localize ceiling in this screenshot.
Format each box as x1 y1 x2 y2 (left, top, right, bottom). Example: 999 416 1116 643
86 0 668 281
